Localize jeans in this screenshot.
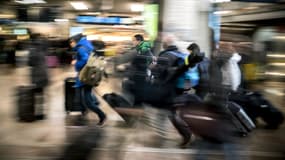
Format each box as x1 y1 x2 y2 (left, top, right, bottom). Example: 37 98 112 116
77 85 106 122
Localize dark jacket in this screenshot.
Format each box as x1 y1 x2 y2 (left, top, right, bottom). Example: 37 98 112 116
146 45 187 105
28 38 49 88
73 37 94 87
197 57 210 88
158 45 180 67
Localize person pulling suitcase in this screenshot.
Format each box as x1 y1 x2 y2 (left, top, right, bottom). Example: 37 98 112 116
69 33 106 126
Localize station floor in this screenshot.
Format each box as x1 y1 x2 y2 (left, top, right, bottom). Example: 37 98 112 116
0 65 284 160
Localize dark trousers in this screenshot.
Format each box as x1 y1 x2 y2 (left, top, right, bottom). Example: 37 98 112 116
169 112 192 145
77 85 106 121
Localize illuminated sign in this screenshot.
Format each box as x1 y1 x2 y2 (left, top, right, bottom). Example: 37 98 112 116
76 16 133 25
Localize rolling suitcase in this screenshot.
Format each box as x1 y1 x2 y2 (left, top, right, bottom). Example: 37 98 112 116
64 77 85 114
178 102 237 143
227 102 255 134
230 90 284 128
17 86 36 122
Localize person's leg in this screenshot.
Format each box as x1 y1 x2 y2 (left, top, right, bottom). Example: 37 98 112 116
81 86 106 125
169 112 192 147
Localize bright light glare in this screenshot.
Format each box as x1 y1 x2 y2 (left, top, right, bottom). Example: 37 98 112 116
70 2 88 10
15 0 46 4
273 36 285 40
54 19 69 22
86 35 100 40
267 54 285 58
268 63 285 66
211 0 231 3
130 4 144 12
213 10 233 15
265 72 285 76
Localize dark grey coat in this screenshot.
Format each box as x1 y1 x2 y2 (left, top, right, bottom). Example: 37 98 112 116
28 38 49 88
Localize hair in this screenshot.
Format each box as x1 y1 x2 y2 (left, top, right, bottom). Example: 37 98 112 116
69 33 83 43
134 34 144 41
187 43 200 51
187 43 200 57
162 34 177 49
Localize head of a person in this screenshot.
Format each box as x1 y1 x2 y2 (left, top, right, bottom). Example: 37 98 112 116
187 43 200 55
133 34 144 46
162 34 177 50
69 33 83 48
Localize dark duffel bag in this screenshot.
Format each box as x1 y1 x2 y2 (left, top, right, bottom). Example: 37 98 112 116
64 77 85 114
103 93 132 108
17 86 36 122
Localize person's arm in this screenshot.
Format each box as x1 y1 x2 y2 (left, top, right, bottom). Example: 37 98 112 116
75 47 89 71
164 51 204 83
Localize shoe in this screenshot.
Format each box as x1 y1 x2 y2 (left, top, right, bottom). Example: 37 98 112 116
179 134 194 148
179 139 191 148
97 117 107 127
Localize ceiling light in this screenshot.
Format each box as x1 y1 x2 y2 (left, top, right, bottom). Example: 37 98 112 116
267 54 285 58
268 63 285 66
54 19 69 22
213 10 233 15
273 36 285 40
211 0 231 3
130 4 144 12
70 2 88 10
265 72 285 76
15 0 46 4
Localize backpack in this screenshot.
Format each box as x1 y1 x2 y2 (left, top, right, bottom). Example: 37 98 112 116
79 51 106 86
168 51 200 90
197 57 210 86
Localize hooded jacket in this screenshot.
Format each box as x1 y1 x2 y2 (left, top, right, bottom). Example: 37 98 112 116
73 36 94 87
221 53 242 91
136 41 152 56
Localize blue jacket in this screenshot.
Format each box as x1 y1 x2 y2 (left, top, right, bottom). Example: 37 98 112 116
73 37 94 87
168 51 200 89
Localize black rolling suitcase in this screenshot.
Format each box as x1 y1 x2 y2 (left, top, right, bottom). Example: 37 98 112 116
65 77 85 114
230 91 284 129
227 102 255 134
17 86 36 122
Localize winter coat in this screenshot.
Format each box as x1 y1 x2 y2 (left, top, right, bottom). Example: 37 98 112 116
165 49 200 89
158 45 180 66
73 37 95 87
136 41 152 56
221 53 242 91
136 41 153 66
28 38 49 88
197 57 210 88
